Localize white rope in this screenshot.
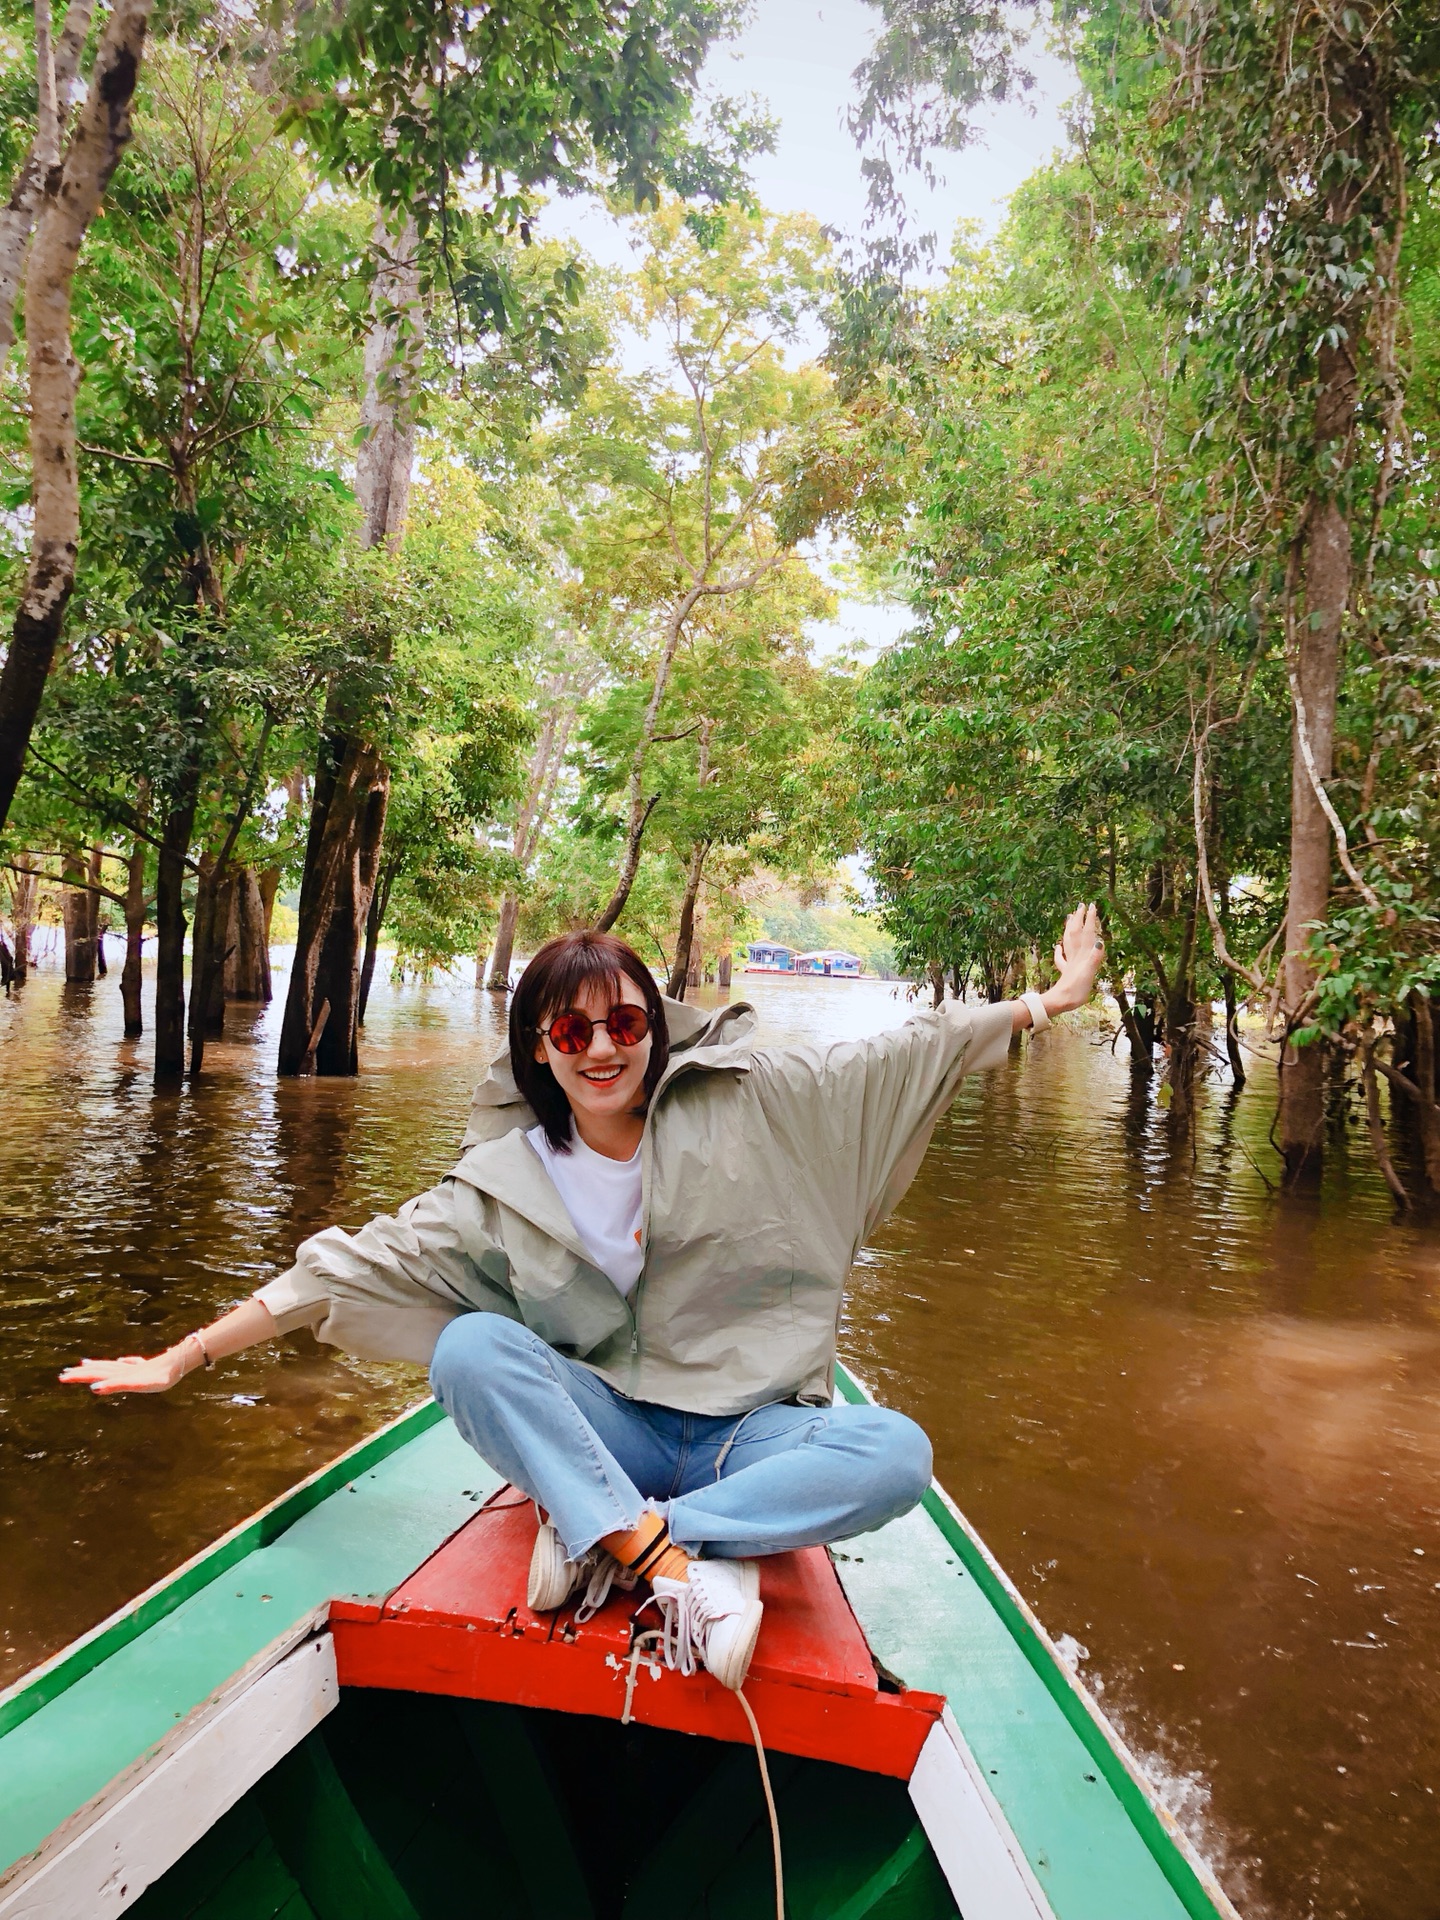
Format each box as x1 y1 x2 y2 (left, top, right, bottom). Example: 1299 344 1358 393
735 1686 785 1920
620 1628 663 1724
619 1625 784 1917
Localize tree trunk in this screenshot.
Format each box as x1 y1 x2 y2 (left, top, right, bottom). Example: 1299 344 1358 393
1222 966 1245 1087
928 961 945 1009
153 782 197 1083
1161 899 1199 1130
187 860 235 1073
593 588 705 934
277 218 417 1079
486 891 520 991
120 832 145 1036
279 741 390 1075
9 854 37 981
355 215 421 551
1279 332 1356 1185
717 950 731 991
0 934 12 989
225 866 272 1002
0 0 95 352
357 855 397 1027
61 848 98 981
665 840 710 1000
1407 992 1440 1194
0 0 153 837
258 866 280 944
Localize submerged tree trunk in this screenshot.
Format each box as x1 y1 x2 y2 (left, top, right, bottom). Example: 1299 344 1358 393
357 854 398 1027
280 744 390 1074
486 892 520 991
665 839 710 1001
1161 898 1199 1131
1279 328 1356 1185
9 854 37 981
187 861 235 1074
61 848 99 981
278 219 417 1078
0 0 153 836
224 866 272 1002
120 832 145 1036
153 782 197 1083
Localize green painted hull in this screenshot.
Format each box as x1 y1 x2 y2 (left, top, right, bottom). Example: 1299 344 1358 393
0 1372 1238 1920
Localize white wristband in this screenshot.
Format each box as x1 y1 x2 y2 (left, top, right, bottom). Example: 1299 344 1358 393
1022 990 1051 1033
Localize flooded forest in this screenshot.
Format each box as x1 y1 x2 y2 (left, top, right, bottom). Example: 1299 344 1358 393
1 2 1439 1918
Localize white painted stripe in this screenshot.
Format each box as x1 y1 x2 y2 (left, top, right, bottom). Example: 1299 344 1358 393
0 1632 338 1920
910 1713 1056 1920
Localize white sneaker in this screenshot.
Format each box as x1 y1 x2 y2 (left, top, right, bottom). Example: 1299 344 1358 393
647 1558 763 1690
526 1519 632 1622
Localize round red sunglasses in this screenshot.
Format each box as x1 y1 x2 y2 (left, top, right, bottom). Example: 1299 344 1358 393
543 1004 651 1055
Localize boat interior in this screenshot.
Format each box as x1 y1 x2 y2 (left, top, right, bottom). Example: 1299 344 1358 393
129 1687 961 1920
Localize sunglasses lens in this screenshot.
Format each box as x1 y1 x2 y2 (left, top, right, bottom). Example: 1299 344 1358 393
547 1012 593 1054
608 1005 650 1046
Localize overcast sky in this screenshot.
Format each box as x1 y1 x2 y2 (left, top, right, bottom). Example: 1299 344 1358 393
541 1 1075 659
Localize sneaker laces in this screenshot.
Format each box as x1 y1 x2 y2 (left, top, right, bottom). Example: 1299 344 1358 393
573 1552 636 1623
636 1573 727 1677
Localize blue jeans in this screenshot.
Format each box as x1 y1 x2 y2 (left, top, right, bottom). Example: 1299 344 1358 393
429 1314 933 1563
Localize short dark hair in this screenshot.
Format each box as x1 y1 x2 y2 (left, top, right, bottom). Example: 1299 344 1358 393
509 932 670 1151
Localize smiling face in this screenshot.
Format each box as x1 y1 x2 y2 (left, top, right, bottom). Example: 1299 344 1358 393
533 973 654 1146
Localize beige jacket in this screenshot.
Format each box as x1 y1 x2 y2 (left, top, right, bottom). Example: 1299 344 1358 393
256 995 1016 1417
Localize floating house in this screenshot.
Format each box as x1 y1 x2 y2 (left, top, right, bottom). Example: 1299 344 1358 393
744 942 795 972
795 948 863 978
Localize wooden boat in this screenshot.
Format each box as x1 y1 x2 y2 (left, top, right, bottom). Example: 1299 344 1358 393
0 1367 1240 1920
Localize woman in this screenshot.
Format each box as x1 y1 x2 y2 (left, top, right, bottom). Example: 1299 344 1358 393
64 910 1104 1691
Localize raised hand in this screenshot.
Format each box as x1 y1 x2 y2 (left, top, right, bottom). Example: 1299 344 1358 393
1048 901 1106 1013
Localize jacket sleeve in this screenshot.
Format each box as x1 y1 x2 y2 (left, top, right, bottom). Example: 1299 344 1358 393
747 998 1016 1247
254 1177 521 1366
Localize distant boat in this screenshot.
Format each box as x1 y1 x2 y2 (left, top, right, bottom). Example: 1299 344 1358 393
744 942 796 973
0 1366 1239 1920
795 948 863 978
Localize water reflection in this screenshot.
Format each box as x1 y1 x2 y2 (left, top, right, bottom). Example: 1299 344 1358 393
3 966 1439 1919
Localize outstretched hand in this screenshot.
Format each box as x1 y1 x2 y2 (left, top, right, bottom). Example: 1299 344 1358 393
60 1350 186 1395
1047 902 1106 1014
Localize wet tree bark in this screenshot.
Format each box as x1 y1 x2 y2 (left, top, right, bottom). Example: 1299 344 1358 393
0 0 153 836
278 217 417 1077
717 950 731 991
224 867 272 1002
153 777 197 1083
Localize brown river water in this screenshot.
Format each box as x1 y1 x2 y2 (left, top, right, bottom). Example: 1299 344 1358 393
3 962 1439 1919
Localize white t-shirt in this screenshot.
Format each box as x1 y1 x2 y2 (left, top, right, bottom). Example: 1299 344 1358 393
526 1125 644 1299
